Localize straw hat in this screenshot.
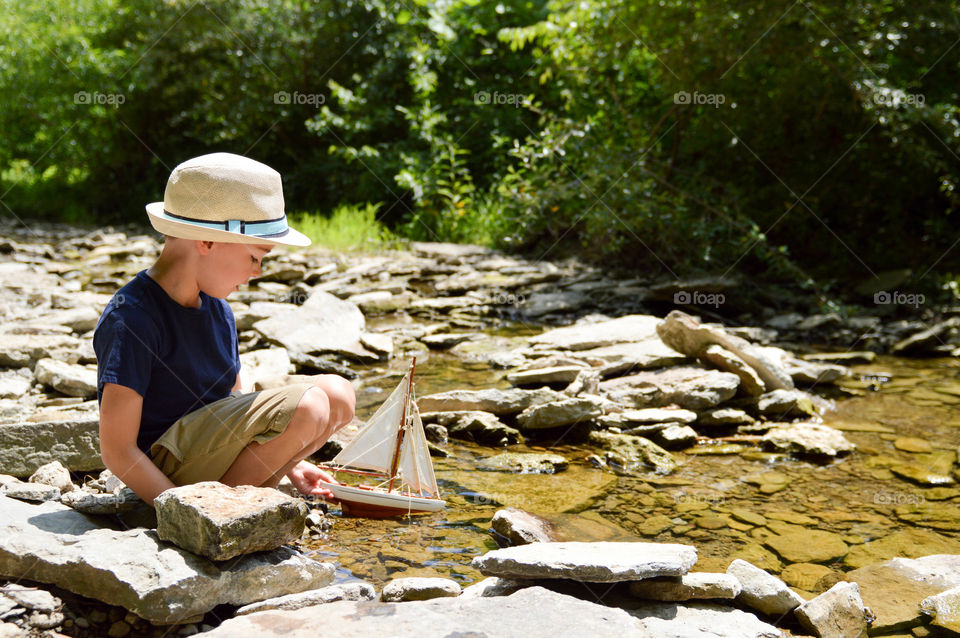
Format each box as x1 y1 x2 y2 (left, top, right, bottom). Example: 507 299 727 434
145 153 311 247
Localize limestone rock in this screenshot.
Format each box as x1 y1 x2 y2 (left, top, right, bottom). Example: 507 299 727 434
28 461 75 494
761 422 855 457
795 582 869 638
492 508 556 546
698 345 765 396
628 572 741 602
235 583 376 615
0 415 102 477
440 411 522 445
507 365 587 386
652 424 698 450
588 431 676 474
154 482 308 561
0 495 334 624
755 389 819 418
203 586 643 638
0 371 31 400
530 315 661 351
0 334 84 368
843 528 958 569
657 311 794 390
601 366 740 410
892 317 960 356
459 577 527 599
697 408 754 426
727 558 804 616
60 487 141 514
253 290 366 358
238 347 291 392
763 524 849 564
620 408 698 425
782 356 847 386
418 388 560 416
380 577 461 602
472 541 697 582
1 479 59 502
628 601 784 637
920 585 960 633
479 452 567 474
34 358 96 398
578 340 688 377
515 397 604 430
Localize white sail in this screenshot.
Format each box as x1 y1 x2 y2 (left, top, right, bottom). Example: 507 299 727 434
397 402 440 497
332 371 409 473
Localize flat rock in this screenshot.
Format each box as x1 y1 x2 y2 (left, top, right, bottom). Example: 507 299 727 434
845 554 960 633
0 415 102 477
529 315 661 351
628 572 741 602
441 411 522 445
843 528 959 569
235 582 376 615
893 436 933 453
1 479 59 502
459 577 527 598
507 366 586 386
763 524 849 564
620 408 698 425
892 317 960 356
420 332 481 350
154 482 308 561
253 290 366 358
238 347 291 392
588 430 676 474
0 372 31 400
795 582 869 638
515 397 604 429
699 345 765 396
601 366 740 410
576 340 688 377
472 541 697 582
780 563 835 591
783 356 847 385
380 577 462 602
920 585 960 633
755 389 819 418
60 487 142 514
203 586 643 637
34 358 96 398
492 508 556 546
727 558 804 616
479 452 568 474
761 422 855 456
0 495 334 624
628 601 783 637
417 388 560 416
889 463 955 486
697 408 754 426
0 334 84 368
657 311 793 390
652 424 698 450
894 502 960 530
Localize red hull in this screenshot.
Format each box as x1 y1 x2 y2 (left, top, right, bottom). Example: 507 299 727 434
339 499 437 518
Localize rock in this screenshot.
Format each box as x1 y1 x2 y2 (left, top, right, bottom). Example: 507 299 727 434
843 528 959 569
889 463 955 486
794 582 869 638
34 358 96 398
203 586 643 638
761 422 855 457
628 572 741 602
61 487 142 514
562 368 601 396
459 577 527 598
578 340 688 377
755 389 819 418
845 555 960 633
529 315 661 350
920 585 960 633
780 563 835 591
0 334 84 368
601 366 740 410
492 508 555 546
697 408 754 426
588 431 676 473
0 415 102 477
895 502 960 530
515 397 604 429
727 558 804 616
359 332 393 360
287 351 357 379
479 452 568 474
0 584 60 613
0 495 334 624
507 366 586 386
657 311 793 390
653 424 698 450
238 348 291 392
442 411 522 446
893 436 933 453
892 317 960 356
420 332 481 350
235 583 377 615
802 351 877 364
154 482 308 561
0 371 31 400
698 344 765 396
628 601 784 637
620 408 698 425
782 356 846 386
763 524 848 564
381 577 462 602
1 479 59 502
472 541 697 582
418 388 560 416
519 290 589 317
253 290 366 358
28 460 75 494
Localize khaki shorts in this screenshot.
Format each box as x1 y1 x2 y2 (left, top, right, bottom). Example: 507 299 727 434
150 383 314 485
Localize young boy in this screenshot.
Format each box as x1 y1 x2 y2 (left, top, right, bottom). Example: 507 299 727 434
94 152 355 505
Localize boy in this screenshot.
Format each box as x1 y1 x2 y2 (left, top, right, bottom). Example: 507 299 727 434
94 152 355 505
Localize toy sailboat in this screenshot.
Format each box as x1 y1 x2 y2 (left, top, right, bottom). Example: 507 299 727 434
319 358 444 517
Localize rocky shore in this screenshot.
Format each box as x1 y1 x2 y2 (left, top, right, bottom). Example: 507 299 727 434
0 222 958 637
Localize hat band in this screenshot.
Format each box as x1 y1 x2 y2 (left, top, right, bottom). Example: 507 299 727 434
164 210 289 237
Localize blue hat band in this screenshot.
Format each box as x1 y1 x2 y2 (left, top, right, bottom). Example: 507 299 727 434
164 210 289 237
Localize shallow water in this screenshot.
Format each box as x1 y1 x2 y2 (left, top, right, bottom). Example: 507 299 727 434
308 350 960 589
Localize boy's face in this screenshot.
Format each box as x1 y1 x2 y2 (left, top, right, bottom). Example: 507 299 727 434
199 242 273 298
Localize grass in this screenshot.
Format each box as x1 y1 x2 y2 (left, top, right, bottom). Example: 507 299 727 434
289 202 396 251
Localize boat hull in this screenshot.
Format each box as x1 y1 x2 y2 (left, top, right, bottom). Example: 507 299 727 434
321 482 444 518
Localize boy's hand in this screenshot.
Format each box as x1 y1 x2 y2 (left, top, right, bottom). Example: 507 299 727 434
287 460 340 501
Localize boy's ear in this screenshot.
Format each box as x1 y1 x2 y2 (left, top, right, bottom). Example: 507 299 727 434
195 240 215 255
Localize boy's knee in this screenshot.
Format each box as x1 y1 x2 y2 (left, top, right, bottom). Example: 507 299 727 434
313 375 356 427
292 387 331 442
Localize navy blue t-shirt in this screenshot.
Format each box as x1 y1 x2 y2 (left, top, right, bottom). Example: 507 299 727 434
93 270 240 455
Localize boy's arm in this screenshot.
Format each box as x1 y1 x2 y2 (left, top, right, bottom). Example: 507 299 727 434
99 382 176 506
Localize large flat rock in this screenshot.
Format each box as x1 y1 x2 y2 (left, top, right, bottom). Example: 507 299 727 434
600 366 740 410
472 541 697 582
0 415 102 477
418 387 560 416
204 586 643 637
253 290 366 357
627 601 783 637
530 315 662 351
0 496 334 624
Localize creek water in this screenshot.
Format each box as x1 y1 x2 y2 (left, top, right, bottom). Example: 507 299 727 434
306 348 960 591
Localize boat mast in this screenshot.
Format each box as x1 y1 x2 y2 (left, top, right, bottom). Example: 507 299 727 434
386 357 416 493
